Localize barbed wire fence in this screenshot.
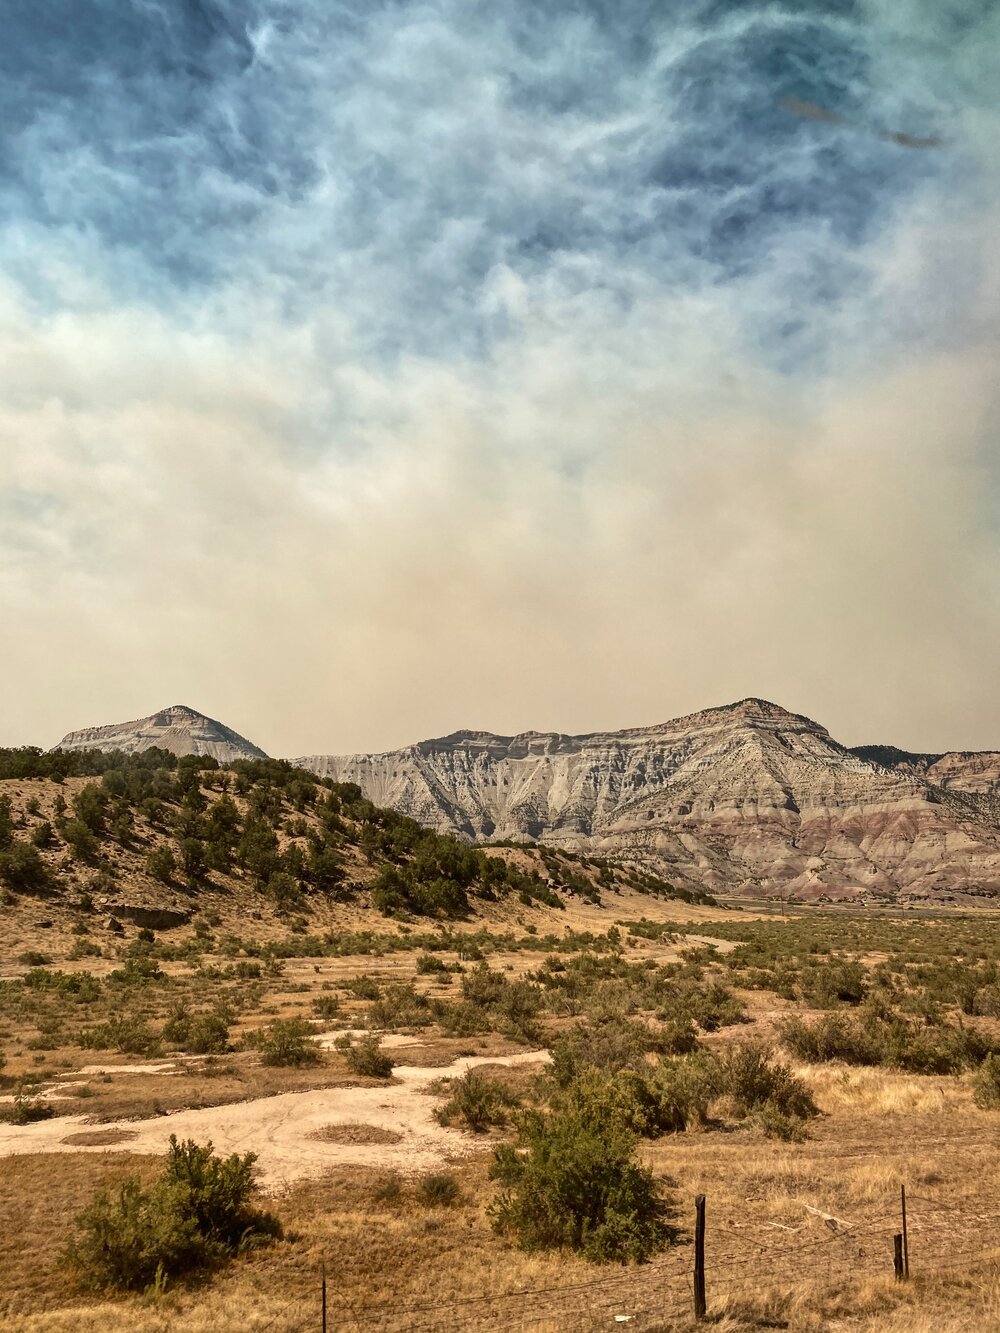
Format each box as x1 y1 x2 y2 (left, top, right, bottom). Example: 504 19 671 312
261 1187 1000 1332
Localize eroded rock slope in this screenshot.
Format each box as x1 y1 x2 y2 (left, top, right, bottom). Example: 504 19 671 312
296 700 1000 903
53 704 266 764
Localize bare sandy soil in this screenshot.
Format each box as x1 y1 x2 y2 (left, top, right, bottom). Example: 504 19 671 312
0 1048 549 1187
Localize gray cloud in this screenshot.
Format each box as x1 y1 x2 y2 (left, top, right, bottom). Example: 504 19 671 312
0 1 997 756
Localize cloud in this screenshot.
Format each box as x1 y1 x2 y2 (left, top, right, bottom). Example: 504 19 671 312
0 0 997 756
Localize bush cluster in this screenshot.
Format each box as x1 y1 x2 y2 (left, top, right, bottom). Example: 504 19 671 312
434 1068 521 1132
779 1008 998 1076
489 1106 670 1263
66 1136 281 1291
341 1033 394 1079
253 1019 320 1068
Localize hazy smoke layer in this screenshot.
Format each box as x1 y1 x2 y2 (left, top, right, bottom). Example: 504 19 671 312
1 0 997 755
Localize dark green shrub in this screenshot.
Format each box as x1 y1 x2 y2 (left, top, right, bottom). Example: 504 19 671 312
0 841 50 892
77 1016 160 1056
256 1019 320 1067
0 795 13 848
162 1136 280 1250
163 1008 230 1055
368 982 432 1029
67 1175 203 1290
718 1042 817 1120
675 980 747 1031
433 999 493 1037
801 962 867 1008
72 784 107 833
372 1174 403 1206
756 1101 810 1142
781 1008 998 1077
145 846 176 883
973 1053 1000 1110
779 1014 881 1066
461 961 511 1009
549 1019 665 1088
650 1053 726 1131
312 994 340 1019
18 951 50 967
489 1109 670 1263
555 1064 691 1137
62 819 99 862
434 1068 520 1132
342 975 382 1000
343 1034 393 1078
31 821 56 849
65 1136 280 1291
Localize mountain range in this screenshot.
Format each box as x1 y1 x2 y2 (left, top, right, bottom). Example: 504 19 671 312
51 699 1000 904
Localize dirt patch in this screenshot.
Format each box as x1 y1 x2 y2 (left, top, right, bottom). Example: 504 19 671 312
308 1123 403 1146
60 1129 139 1147
0 1047 550 1187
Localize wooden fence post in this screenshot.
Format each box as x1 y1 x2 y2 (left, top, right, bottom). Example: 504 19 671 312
321 1260 327 1333
694 1194 707 1321
900 1185 909 1279
893 1234 904 1282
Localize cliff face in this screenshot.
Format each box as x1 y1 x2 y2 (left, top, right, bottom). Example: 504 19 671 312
295 699 1000 903
851 744 1000 798
52 705 267 765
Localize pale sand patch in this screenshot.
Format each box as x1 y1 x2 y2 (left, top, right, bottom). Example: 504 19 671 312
0 1049 549 1189
313 1029 424 1051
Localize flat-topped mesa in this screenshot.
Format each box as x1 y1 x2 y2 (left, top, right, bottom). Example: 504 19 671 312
52 704 267 764
293 698 1000 904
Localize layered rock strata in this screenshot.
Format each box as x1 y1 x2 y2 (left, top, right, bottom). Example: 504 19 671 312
296 699 1000 903
53 704 266 764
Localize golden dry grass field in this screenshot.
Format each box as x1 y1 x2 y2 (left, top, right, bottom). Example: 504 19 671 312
1 764 999 1330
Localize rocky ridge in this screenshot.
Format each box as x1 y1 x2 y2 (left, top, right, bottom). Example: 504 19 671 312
850 744 1000 799
295 699 1000 904
52 704 266 765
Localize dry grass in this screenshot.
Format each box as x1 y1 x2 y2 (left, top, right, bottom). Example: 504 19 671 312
307 1121 402 1145
0 1153 161 1325
4 1083 998 1333
60 1128 138 1147
3 869 1000 1331
802 1063 968 1117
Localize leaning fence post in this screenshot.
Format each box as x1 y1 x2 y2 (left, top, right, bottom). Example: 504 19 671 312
893 1233 904 1282
321 1260 328 1333
694 1194 707 1320
900 1185 909 1279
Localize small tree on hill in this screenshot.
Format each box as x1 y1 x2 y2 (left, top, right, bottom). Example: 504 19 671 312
0 841 49 893
146 845 176 884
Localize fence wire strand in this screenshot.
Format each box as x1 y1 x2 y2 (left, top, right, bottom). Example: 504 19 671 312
309 1193 1000 1332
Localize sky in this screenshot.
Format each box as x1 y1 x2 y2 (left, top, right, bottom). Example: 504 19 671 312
1 0 998 759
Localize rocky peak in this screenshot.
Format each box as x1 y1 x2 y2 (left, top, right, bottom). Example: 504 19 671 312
52 705 267 764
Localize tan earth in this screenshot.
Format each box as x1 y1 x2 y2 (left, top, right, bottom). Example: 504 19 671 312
0 1048 549 1187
